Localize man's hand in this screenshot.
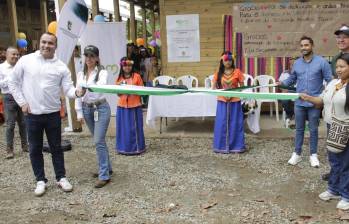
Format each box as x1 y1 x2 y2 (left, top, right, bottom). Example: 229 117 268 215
275 81 282 86
21 104 31 115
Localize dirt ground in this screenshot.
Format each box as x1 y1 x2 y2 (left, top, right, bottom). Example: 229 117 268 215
0 115 349 224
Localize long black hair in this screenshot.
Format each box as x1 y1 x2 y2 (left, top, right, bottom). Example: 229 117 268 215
216 51 235 89
117 56 135 81
336 53 349 113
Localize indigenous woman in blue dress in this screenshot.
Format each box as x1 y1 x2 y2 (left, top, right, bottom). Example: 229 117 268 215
115 57 145 155
211 51 246 153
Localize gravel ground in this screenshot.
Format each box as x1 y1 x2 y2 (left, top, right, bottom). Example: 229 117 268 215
0 119 348 224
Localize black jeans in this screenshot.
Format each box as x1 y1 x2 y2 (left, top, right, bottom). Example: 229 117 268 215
25 112 65 182
3 94 27 149
281 100 294 119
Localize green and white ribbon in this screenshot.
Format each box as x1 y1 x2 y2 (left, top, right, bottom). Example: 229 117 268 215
86 84 300 100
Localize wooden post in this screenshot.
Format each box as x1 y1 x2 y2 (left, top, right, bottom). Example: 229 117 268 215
159 0 166 73
40 0 48 33
127 18 130 40
142 7 147 47
92 0 99 18
129 1 136 43
7 0 18 46
150 8 155 40
57 0 82 132
113 0 121 22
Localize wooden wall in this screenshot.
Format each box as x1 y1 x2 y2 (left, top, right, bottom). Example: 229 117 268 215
159 0 330 86
0 1 54 50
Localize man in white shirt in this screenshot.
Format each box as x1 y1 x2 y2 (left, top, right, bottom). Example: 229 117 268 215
0 47 28 159
8 32 85 197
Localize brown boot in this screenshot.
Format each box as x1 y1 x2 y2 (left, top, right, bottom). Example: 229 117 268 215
22 144 29 152
5 148 14 159
94 179 110 188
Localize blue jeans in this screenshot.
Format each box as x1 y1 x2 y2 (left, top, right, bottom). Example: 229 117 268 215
83 102 112 180
328 143 349 201
294 105 321 155
3 94 27 149
25 112 64 182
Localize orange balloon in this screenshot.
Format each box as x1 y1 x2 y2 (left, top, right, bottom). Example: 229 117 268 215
48 21 57 34
136 38 144 47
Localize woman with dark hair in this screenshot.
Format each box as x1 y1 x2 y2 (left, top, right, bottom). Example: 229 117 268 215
211 51 246 153
75 45 112 188
300 53 349 210
115 57 145 155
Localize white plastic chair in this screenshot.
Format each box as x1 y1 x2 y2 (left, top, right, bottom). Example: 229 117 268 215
253 75 279 121
243 73 254 86
176 75 199 88
152 75 176 133
204 75 214 88
153 75 176 86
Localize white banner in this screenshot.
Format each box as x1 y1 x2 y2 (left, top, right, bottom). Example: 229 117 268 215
56 0 88 64
166 14 200 63
80 22 127 115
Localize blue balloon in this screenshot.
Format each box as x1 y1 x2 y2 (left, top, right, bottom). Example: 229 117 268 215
17 39 27 48
94 15 105 22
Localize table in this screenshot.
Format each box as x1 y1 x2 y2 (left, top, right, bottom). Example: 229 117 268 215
146 92 261 133
146 93 217 129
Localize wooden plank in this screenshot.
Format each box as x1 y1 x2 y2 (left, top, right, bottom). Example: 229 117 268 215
40 0 48 33
7 0 18 46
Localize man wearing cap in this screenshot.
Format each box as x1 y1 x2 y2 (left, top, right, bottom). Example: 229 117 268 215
0 46 28 159
8 32 85 197
332 25 349 78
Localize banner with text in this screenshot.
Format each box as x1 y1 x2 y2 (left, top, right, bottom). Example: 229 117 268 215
166 14 200 62
80 22 127 115
233 1 349 57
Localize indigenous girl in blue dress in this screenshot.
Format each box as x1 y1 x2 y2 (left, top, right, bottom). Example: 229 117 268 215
211 51 246 153
115 57 145 155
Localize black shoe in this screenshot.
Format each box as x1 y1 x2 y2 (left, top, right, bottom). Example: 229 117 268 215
92 170 113 178
322 173 330 181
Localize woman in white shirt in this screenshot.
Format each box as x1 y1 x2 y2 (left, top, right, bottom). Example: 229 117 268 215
300 53 349 210
75 45 112 188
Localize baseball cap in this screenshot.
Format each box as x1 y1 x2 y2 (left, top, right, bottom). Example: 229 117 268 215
334 25 349 36
83 45 99 56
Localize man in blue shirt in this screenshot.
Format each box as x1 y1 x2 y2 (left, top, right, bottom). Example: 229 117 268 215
280 36 332 168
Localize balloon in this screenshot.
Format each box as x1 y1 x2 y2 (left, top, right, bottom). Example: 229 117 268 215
149 39 156 47
136 38 144 47
155 38 161 47
48 21 57 34
17 32 26 39
17 39 28 48
94 15 105 22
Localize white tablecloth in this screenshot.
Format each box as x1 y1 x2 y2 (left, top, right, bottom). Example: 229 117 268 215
145 92 260 133
146 93 217 127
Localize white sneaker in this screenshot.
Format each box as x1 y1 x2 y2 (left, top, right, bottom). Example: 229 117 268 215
288 152 302 165
319 191 341 201
337 200 349 210
57 178 73 192
34 181 46 197
309 154 320 168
